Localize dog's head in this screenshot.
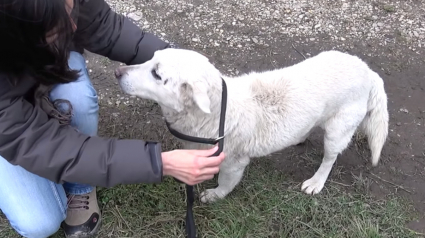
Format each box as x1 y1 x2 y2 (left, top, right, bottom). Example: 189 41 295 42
115 48 221 114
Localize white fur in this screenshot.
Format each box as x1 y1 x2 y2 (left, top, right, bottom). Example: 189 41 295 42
116 48 389 202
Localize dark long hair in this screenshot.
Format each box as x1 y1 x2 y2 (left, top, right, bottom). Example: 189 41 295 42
0 0 79 85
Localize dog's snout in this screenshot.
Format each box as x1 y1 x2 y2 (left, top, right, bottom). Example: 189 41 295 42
115 66 131 79
115 66 132 79
114 68 123 79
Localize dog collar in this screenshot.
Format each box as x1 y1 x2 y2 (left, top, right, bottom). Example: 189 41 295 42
165 77 227 148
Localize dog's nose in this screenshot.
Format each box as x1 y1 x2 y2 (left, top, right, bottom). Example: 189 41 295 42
114 68 122 79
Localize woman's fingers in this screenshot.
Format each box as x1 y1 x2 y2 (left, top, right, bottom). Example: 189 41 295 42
188 146 219 157
200 166 220 176
197 152 225 168
178 162 221 185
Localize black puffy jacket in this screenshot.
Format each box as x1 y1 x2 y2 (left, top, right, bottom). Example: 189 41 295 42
0 0 172 188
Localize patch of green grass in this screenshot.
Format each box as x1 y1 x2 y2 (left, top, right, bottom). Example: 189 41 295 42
90 159 420 238
2 158 416 238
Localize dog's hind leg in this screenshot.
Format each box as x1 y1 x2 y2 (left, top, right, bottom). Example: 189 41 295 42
200 156 250 203
301 108 365 195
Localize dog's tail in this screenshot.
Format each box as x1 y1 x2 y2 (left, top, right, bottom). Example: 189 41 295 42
361 71 389 166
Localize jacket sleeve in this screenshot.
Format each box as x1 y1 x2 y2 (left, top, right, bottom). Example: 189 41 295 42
0 82 163 188
73 0 171 65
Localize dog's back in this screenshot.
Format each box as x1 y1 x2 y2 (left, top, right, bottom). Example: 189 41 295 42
227 51 382 157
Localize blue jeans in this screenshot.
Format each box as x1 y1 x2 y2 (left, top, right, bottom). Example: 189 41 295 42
0 51 99 238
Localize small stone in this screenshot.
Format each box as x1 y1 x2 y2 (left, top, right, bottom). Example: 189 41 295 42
383 5 395 13
396 122 401 126
127 12 143 21
400 108 409 113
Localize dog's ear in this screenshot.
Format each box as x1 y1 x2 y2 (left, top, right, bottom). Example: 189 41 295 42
187 82 211 114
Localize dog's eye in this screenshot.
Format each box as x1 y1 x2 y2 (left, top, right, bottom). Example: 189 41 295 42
151 69 161 80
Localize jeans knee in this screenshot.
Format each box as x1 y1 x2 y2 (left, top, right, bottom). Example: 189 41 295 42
12 217 63 238
53 86 99 136
49 67 99 135
54 86 99 118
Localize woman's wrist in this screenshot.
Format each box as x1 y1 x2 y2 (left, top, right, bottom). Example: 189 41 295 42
161 151 173 177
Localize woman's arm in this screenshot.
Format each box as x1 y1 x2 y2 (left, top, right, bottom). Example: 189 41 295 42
0 79 163 187
73 0 171 65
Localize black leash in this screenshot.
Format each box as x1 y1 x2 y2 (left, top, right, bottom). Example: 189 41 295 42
165 78 228 238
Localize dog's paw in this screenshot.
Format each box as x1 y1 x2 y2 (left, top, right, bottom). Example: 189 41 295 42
301 177 325 195
200 189 224 203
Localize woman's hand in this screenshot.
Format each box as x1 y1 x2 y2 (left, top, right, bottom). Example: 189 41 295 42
161 146 225 185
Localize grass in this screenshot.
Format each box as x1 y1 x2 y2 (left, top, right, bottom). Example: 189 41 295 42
1 158 418 238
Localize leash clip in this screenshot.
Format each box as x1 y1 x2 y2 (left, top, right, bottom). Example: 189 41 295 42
214 135 225 143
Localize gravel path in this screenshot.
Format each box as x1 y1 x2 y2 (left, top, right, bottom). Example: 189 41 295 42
106 0 425 54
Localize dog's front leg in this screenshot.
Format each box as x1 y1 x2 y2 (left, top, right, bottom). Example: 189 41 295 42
200 156 250 203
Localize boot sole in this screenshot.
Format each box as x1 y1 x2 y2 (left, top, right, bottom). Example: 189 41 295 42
64 216 102 238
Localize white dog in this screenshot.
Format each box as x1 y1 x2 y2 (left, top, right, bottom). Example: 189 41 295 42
115 48 389 203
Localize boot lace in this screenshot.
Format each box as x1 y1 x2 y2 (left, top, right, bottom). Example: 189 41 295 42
67 194 90 211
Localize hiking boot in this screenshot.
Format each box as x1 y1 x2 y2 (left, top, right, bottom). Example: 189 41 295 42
62 189 102 238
